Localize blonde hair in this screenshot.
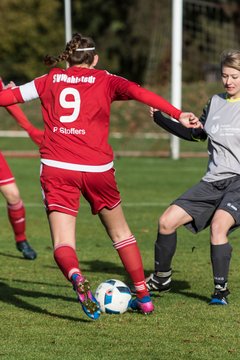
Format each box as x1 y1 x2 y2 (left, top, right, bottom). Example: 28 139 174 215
220 49 240 72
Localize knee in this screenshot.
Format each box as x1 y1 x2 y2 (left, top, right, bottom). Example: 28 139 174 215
159 214 175 233
1 184 21 204
6 192 21 205
210 220 227 241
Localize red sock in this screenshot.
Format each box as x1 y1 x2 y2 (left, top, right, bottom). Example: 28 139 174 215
7 200 26 242
113 235 149 298
54 245 82 281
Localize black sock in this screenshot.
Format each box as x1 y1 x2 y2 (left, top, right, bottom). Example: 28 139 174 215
154 232 177 273
211 243 232 289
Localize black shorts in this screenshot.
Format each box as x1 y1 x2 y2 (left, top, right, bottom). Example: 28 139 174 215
172 176 240 234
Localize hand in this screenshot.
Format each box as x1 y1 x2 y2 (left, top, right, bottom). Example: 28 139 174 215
28 126 44 146
4 81 16 89
150 107 159 117
179 112 202 129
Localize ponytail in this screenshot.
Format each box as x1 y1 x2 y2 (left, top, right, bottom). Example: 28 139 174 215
43 33 96 67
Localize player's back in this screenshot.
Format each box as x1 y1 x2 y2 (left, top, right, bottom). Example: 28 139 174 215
35 66 131 166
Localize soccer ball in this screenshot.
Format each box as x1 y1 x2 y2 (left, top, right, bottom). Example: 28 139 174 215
95 279 132 314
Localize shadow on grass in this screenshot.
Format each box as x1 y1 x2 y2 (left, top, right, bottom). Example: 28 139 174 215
0 251 27 260
81 260 210 303
81 259 126 276
150 279 210 303
0 276 68 288
0 280 91 323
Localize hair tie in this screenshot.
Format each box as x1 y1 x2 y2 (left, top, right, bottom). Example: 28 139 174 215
76 47 95 52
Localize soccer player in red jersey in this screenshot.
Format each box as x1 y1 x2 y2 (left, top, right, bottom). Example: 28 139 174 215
0 78 43 259
0 33 200 320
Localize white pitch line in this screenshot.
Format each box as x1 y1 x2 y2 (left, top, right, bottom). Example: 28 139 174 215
0 202 170 208
122 202 170 207
0 130 168 139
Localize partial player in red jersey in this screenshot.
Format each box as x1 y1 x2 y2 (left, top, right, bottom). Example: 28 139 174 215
0 78 43 260
0 79 44 146
0 33 200 320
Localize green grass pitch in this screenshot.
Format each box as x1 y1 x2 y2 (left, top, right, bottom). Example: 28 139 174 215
0 156 240 360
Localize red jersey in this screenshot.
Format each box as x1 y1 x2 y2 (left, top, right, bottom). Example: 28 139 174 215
8 67 182 170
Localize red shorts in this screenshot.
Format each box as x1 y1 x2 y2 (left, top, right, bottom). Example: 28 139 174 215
0 152 15 186
40 164 121 216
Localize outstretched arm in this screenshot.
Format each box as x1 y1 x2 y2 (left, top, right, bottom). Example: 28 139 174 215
153 110 207 142
6 105 44 146
127 83 201 128
0 79 43 146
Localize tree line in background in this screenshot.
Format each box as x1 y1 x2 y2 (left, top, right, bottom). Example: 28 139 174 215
0 0 239 86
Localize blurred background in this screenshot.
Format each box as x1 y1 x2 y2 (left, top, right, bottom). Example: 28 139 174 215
0 0 239 157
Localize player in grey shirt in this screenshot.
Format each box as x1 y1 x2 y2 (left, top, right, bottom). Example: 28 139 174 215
143 49 240 305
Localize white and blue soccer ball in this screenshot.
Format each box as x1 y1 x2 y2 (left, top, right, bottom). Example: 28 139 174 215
95 279 132 314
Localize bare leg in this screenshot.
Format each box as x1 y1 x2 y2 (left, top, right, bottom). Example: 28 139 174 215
48 211 100 319
0 182 37 260
99 204 154 313
98 204 131 243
